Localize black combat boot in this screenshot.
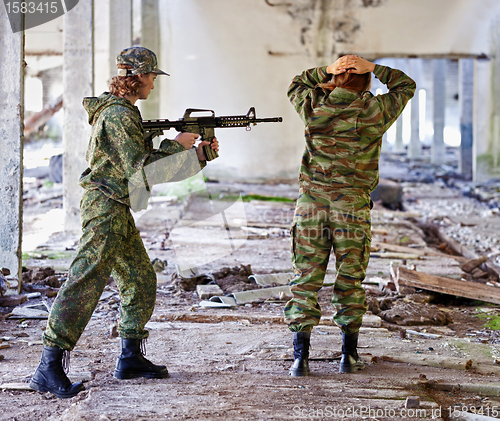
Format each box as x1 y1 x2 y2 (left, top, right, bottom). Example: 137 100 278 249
114 338 169 379
339 332 365 373
289 331 311 377
29 346 85 398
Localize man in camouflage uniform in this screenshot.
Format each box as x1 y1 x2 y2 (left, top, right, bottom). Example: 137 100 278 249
284 55 415 375
30 47 219 398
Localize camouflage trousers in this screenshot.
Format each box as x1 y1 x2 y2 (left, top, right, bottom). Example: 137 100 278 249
284 185 371 335
43 189 157 350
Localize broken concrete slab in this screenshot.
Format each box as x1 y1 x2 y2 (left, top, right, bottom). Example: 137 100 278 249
199 295 237 307
248 273 292 286
405 329 442 339
171 265 215 291
8 303 49 319
230 285 292 304
196 284 223 300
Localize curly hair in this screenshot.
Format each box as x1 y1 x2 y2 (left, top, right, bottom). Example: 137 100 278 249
317 71 371 93
109 64 142 97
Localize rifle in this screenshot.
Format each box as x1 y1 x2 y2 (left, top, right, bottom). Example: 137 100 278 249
142 107 283 161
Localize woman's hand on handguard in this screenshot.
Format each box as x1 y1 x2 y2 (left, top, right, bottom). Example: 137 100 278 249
326 55 376 75
196 137 219 161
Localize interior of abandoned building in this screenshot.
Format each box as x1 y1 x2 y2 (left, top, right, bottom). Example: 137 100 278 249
2 0 500 420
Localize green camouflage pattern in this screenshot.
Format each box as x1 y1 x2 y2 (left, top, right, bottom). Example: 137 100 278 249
284 64 415 334
43 189 156 350
116 46 168 76
287 64 416 192
80 93 206 211
43 93 206 350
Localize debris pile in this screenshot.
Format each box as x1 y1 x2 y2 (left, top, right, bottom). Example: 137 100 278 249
212 264 256 294
378 302 453 326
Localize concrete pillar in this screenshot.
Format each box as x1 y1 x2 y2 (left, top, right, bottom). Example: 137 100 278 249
139 0 160 120
431 59 446 164
394 116 404 152
0 9 24 282
473 58 492 181
490 17 500 180
459 59 474 180
63 1 94 232
94 0 132 96
393 58 405 153
422 59 434 147
93 0 110 95
408 59 422 159
109 0 132 78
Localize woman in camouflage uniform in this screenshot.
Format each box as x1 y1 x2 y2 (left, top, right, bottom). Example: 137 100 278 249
284 55 415 376
30 47 219 398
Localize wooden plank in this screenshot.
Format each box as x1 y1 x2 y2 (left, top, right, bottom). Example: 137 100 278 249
396 266 500 305
425 222 500 279
371 241 459 258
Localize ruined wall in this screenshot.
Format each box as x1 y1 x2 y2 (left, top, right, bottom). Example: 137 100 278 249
156 0 500 181
157 0 308 180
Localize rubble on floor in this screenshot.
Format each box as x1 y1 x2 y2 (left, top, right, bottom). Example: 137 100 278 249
3 151 500 419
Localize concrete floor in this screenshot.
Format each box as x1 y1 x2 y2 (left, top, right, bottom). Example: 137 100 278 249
1 152 500 420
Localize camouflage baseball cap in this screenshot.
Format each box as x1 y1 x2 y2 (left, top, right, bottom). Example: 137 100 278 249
116 47 169 76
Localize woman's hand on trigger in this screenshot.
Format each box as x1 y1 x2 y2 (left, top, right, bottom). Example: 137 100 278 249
175 132 198 149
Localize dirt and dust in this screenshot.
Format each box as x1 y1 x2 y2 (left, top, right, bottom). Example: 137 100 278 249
2 154 500 420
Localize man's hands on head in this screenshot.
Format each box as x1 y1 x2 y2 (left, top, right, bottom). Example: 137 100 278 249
327 55 376 75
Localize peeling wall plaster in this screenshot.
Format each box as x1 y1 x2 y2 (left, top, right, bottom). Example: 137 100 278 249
285 0 386 64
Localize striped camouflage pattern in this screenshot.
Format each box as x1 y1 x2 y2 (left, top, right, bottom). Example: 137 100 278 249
284 187 371 335
284 64 415 334
287 64 416 192
80 93 206 211
43 189 157 350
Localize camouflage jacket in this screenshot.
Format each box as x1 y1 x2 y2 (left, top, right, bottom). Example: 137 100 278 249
80 93 206 210
288 64 416 192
